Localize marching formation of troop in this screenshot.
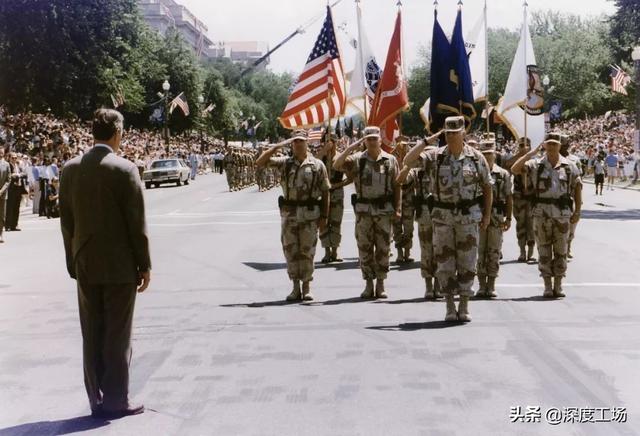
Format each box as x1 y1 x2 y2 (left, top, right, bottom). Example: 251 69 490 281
223 147 281 192
255 116 582 323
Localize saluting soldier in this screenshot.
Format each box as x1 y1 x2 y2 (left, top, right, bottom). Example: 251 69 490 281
391 136 415 263
317 134 352 263
475 137 513 298
256 130 330 302
397 140 442 299
511 132 582 298
334 126 401 299
404 116 492 322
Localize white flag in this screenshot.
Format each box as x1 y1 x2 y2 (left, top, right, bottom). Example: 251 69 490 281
465 9 487 102
347 0 382 116
496 15 545 147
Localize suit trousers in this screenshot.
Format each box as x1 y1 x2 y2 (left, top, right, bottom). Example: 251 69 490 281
77 280 137 410
5 186 21 230
0 197 5 235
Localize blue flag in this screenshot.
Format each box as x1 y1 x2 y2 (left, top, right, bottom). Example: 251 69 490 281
428 11 458 133
450 8 476 125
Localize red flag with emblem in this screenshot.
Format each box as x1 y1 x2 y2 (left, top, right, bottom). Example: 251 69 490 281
368 10 409 152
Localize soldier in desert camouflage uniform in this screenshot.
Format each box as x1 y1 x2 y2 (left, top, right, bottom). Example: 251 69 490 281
397 142 443 299
316 134 352 263
334 126 401 300
404 116 492 322
508 138 536 262
256 130 330 302
391 136 415 264
475 137 513 299
511 132 582 298
224 148 235 191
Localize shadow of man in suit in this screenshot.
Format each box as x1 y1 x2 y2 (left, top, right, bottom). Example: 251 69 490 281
59 108 151 420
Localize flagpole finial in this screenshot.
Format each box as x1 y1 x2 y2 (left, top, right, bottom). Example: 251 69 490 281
396 0 402 6
434 0 438 9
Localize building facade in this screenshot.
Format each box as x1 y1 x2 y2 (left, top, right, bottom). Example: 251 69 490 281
138 0 213 58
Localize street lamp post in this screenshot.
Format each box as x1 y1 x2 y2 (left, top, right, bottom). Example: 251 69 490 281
542 74 551 130
162 80 171 153
632 47 640 155
197 94 205 152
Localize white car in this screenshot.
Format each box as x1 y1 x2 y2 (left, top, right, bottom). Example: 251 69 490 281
143 159 191 189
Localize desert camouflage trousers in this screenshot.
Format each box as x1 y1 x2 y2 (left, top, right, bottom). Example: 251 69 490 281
477 223 504 278
433 221 479 296
533 216 570 278
281 216 318 282
319 198 343 249
355 213 392 280
513 197 535 248
417 219 435 279
393 206 414 249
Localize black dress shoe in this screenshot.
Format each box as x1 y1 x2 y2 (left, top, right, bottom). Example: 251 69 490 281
91 404 104 419
99 404 145 419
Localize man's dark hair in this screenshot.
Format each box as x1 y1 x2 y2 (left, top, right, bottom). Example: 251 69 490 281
92 108 124 141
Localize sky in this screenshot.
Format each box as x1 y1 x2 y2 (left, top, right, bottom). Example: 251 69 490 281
180 0 616 75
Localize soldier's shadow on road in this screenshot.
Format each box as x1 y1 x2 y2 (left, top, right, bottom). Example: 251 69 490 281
0 415 109 436
367 320 466 331
580 208 640 220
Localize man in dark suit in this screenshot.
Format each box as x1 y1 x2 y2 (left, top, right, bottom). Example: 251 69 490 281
59 108 151 419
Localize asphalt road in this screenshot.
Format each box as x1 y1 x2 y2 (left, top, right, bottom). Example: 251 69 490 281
1 172 639 436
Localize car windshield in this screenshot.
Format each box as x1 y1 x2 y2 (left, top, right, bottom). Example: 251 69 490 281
151 160 178 169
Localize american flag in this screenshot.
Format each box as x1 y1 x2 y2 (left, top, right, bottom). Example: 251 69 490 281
610 65 631 95
279 6 345 129
307 127 326 143
169 92 190 116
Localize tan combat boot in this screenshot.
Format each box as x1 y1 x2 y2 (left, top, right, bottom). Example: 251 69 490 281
445 295 458 322
458 295 471 322
424 278 435 299
360 279 375 299
321 248 332 264
486 277 497 298
433 278 443 299
302 281 314 301
396 248 404 264
543 277 554 298
475 275 488 298
286 280 302 301
527 243 536 262
375 279 388 299
567 242 573 259
404 247 413 262
518 244 526 262
331 247 343 262
553 277 565 298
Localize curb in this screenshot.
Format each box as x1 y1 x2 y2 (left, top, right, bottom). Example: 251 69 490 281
582 178 640 192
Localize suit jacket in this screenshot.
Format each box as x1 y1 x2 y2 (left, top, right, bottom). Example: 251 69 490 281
59 146 151 284
0 160 9 199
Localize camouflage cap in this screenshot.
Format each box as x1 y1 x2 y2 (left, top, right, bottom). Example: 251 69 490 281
444 116 465 133
363 126 381 139
544 132 562 145
291 129 308 141
479 140 497 154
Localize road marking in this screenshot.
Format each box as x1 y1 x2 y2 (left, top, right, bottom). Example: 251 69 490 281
496 282 640 288
149 219 357 227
